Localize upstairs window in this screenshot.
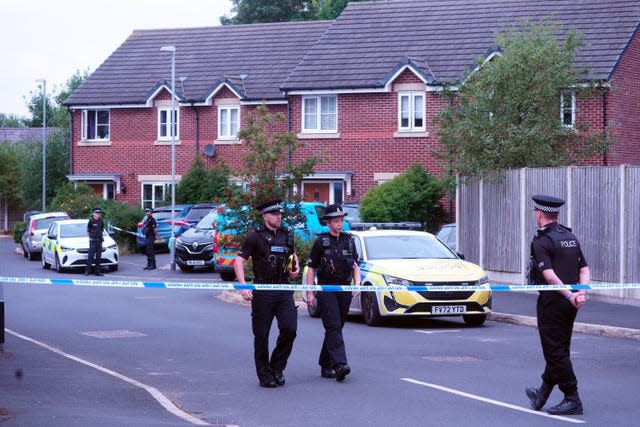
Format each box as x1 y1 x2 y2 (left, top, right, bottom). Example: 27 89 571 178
560 90 575 128
158 107 179 140
218 106 240 139
81 109 110 140
302 95 337 132
398 92 425 131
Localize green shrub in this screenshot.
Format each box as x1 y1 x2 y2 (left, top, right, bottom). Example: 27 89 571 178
13 221 26 243
359 164 447 232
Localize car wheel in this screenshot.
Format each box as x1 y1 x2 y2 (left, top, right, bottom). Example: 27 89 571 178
41 254 50 269
179 264 194 272
55 255 65 273
22 243 28 258
27 248 36 261
219 271 236 282
463 314 487 327
361 290 383 326
109 264 118 272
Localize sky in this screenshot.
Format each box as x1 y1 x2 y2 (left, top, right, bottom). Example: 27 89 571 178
0 0 233 118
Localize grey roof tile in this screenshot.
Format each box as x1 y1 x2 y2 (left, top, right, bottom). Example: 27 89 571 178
65 21 332 106
281 0 640 90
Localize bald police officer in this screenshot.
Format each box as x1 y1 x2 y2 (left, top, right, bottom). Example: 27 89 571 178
525 194 589 415
234 199 300 388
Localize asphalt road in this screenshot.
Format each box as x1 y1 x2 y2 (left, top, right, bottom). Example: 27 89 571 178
1 237 639 426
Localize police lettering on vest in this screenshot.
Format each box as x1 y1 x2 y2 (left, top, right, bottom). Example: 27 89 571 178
252 226 294 283
317 232 356 284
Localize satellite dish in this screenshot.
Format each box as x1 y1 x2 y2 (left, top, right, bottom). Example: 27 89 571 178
203 144 216 157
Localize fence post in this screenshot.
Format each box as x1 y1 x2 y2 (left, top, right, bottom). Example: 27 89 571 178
478 178 484 268
619 164 627 287
520 168 527 285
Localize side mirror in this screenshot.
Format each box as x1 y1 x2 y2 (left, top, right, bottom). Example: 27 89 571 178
48 234 56 240
456 251 465 260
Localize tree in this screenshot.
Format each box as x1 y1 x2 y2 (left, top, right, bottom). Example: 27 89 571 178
0 143 22 208
359 164 447 232
27 69 89 129
223 104 322 236
176 156 232 204
220 0 367 24
0 113 27 127
436 20 609 180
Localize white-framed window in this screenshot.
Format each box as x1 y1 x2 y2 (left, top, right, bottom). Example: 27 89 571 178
158 107 179 140
81 109 110 141
398 92 425 131
302 95 337 132
560 90 575 128
142 183 170 208
218 105 240 139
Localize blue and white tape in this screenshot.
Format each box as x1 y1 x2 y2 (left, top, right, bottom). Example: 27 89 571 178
1 276 639 292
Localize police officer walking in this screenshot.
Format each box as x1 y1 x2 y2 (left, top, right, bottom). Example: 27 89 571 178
525 194 589 415
306 204 361 382
234 199 300 388
142 207 157 270
85 207 104 276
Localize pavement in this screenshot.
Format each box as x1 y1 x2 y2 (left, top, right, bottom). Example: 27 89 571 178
219 289 640 341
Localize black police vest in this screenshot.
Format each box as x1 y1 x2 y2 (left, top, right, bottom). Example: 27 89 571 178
252 227 293 284
316 232 355 284
87 218 103 240
527 223 581 285
143 217 156 237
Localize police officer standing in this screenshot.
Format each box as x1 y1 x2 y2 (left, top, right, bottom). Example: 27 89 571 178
526 194 589 415
234 199 300 388
142 207 157 270
85 207 105 276
306 204 361 382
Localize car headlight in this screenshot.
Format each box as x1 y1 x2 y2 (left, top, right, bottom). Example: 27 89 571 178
477 275 490 285
382 274 413 287
60 246 74 251
107 244 117 250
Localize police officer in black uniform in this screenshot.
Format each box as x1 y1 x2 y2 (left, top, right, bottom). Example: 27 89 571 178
85 207 104 276
234 199 300 388
525 194 589 415
142 207 157 270
306 204 361 382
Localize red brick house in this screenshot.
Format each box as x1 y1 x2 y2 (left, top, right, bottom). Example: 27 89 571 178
64 0 640 208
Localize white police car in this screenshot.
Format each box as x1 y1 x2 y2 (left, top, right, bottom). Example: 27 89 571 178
304 230 492 326
41 219 119 273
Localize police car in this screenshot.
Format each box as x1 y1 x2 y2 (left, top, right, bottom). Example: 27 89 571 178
41 219 119 273
304 230 492 326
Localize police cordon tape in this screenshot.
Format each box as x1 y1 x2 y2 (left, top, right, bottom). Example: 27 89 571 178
1 276 639 292
107 223 138 237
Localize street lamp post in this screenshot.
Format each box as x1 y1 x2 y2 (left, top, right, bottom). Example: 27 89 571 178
36 79 47 211
160 45 177 271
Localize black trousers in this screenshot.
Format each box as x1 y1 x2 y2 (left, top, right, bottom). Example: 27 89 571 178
536 292 579 395
250 290 297 381
145 235 155 265
317 291 352 369
86 238 102 272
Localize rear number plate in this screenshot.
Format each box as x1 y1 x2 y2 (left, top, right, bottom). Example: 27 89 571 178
187 260 205 266
432 305 466 314
222 248 238 257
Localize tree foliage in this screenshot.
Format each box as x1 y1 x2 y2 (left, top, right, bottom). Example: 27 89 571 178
223 104 322 236
0 113 27 127
436 20 609 180
220 0 367 24
0 143 22 207
27 69 89 129
176 156 232 204
359 164 448 232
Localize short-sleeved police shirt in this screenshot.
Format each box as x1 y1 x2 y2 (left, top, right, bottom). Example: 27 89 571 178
531 222 588 285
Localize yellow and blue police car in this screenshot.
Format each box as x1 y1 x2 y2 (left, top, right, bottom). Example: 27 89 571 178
41 219 119 273
305 230 491 326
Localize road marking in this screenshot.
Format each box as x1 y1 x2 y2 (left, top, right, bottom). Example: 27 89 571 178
6 329 209 426
414 329 462 334
401 378 585 424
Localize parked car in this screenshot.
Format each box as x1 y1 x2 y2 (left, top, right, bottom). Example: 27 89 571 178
341 202 361 226
136 204 194 249
436 223 457 252
175 209 217 272
41 219 119 273
21 212 70 260
303 229 491 327
174 203 218 234
213 202 352 281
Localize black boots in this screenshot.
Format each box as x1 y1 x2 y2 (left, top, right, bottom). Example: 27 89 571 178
143 261 156 270
525 382 553 410
547 393 583 415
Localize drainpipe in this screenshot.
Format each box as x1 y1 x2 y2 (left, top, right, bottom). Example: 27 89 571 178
601 87 608 166
192 103 200 155
68 107 74 175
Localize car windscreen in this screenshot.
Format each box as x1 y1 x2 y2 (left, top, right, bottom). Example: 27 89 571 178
35 217 67 230
60 223 88 238
153 210 180 221
363 235 456 260
196 211 217 230
185 207 214 221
